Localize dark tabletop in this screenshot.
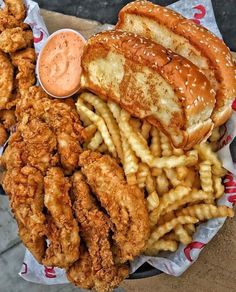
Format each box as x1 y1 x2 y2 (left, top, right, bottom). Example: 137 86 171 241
36 0 236 51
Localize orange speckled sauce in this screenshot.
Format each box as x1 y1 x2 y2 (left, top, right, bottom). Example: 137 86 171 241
38 31 85 97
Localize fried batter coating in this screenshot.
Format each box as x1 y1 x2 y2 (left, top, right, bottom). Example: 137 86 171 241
79 150 150 263
42 168 80 268
11 47 36 95
2 166 46 262
0 27 33 53
0 123 7 145
0 51 14 109
4 0 26 21
0 109 16 129
71 172 129 291
16 86 84 173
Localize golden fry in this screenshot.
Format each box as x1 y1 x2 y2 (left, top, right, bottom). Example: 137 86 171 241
145 239 178 256
176 204 234 220
147 216 199 245
76 99 117 157
164 168 182 187
174 225 192 245
156 171 169 195
137 163 149 188
199 161 213 193
149 186 191 226
87 131 103 151
150 127 161 157
184 224 196 236
141 120 152 140
160 131 172 157
213 176 224 199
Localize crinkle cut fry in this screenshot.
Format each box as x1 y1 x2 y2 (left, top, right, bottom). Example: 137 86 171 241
147 216 199 247
176 204 234 220
79 150 150 263
119 110 198 168
71 171 129 292
145 239 178 256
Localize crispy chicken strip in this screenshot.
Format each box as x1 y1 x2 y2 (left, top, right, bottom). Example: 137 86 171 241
0 51 14 109
43 167 80 268
0 27 33 53
67 245 129 292
5 0 26 21
71 172 129 291
2 118 58 173
2 166 46 262
79 150 150 263
11 48 36 95
0 123 7 145
0 109 16 129
16 87 84 173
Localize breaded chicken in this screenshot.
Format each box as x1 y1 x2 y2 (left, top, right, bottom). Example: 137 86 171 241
67 245 129 292
2 118 58 173
43 167 80 268
0 51 14 109
2 165 46 262
79 150 150 263
0 27 33 53
16 87 84 173
10 48 36 95
71 172 129 291
0 123 7 145
5 0 26 21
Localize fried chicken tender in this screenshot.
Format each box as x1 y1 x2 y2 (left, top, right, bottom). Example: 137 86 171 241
0 27 33 53
0 109 16 129
16 86 84 173
43 168 80 268
71 172 129 292
0 123 7 145
2 166 46 262
0 9 20 32
2 118 58 172
0 51 14 109
79 150 150 263
11 48 36 95
4 0 26 21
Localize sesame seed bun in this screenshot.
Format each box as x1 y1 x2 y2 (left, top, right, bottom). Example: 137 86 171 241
81 30 215 149
116 0 236 127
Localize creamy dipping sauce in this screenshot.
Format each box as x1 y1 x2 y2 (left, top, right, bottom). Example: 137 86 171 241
38 30 85 97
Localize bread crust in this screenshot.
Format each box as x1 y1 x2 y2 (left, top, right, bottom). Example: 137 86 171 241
81 30 215 149
116 0 236 126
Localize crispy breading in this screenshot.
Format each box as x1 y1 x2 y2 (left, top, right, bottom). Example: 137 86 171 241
71 172 129 291
42 167 80 268
79 150 150 263
0 27 33 53
2 166 46 262
0 51 14 109
5 0 26 21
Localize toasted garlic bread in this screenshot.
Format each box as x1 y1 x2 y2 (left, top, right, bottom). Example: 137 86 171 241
81 30 215 149
116 0 236 127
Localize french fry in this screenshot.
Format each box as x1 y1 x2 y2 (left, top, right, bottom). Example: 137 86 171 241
107 100 121 121
195 143 226 177
82 124 97 141
160 131 172 157
164 168 182 187
141 120 152 140
173 148 184 156
150 127 161 157
76 99 117 157
199 161 213 194
78 110 92 126
156 171 169 195
147 215 199 245
182 168 196 188
121 133 139 185
213 175 225 199
119 110 198 168
137 163 149 188
151 168 162 177
176 166 189 180
149 186 191 226
147 191 160 212
87 131 103 150
129 118 142 132
164 189 209 214
145 239 178 255
81 93 123 161
174 225 192 245
184 224 196 236
176 204 234 220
